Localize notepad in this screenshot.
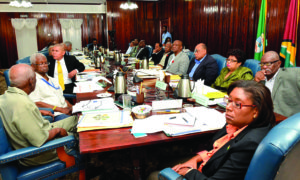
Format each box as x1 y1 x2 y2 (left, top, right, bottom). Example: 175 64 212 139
204 91 227 99
164 113 196 127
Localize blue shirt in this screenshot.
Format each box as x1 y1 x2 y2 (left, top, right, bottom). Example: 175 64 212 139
126 46 133 54
162 31 172 44
189 55 206 79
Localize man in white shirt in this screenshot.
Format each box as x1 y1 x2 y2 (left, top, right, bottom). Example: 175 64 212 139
162 26 172 44
30 53 73 122
254 51 300 117
47 43 85 94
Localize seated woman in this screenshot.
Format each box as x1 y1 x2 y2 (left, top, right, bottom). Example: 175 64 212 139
211 49 253 92
168 80 275 179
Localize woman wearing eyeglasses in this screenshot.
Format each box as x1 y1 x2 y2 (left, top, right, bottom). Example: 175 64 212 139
170 80 275 180
212 49 253 92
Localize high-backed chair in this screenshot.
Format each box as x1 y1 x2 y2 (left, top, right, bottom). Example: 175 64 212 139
244 59 261 76
16 56 31 65
185 51 195 61
146 45 153 59
211 54 226 75
158 113 300 180
0 116 83 180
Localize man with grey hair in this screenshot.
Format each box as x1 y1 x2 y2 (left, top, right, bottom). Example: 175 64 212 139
0 64 77 166
30 53 73 122
254 51 300 117
64 41 72 55
47 43 85 94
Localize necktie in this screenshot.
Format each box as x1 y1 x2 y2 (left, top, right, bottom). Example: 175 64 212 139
57 61 65 91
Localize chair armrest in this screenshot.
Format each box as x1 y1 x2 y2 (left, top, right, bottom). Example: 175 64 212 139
158 167 187 180
0 135 76 164
38 107 54 114
63 93 76 99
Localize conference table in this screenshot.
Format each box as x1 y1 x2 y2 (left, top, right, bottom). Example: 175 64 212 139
77 59 287 180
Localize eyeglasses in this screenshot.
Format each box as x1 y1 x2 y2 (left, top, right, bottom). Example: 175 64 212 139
223 96 256 109
226 59 238 63
33 62 50 66
259 60 280 67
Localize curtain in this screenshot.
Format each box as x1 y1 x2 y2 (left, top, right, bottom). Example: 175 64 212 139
11 18 38 59
59 19 83 51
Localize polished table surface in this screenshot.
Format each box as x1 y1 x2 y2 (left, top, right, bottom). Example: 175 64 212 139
77 79 288 154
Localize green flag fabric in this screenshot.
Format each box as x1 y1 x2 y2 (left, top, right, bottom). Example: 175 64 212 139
254 0 267 61
280 0 299 67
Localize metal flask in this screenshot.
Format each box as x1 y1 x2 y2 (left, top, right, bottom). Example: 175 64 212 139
140 58 149 69
178 74 192 98
95 57 101 69
114 72 126 94
114 50 121 62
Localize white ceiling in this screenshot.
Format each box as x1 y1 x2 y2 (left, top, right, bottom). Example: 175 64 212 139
0 0 106 4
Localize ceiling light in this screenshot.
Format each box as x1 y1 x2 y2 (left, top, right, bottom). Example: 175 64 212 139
120 1 138 10
9 0 32 8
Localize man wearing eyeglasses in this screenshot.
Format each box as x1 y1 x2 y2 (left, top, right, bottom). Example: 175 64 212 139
187 43 218 85
30 53 73 122
254 51 300 117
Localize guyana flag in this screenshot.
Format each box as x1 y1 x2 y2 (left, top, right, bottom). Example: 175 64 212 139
280 0 299 67
254 0 267 61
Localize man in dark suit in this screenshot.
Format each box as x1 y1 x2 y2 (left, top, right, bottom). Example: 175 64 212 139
88 38 101 51
47 43 85 94
187 43 218 86
151 43 165 65
135 40 149 60
64 41 72 55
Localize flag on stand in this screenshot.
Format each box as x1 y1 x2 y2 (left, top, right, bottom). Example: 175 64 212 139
280 0 299 67
254 0 267 61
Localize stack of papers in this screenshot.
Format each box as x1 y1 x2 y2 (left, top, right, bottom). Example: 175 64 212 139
72 98 117 113
131 107 226 136
134 69 161 78
74 81 104 93
76 72 101 81
77 111 133 132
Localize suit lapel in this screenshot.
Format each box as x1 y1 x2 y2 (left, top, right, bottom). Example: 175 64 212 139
271 70 282 99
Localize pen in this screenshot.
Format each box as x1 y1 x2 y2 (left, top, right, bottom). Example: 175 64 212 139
182 117 189 123
158 110 181 113
169 116 176 119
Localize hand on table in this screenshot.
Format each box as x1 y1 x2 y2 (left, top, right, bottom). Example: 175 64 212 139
68 70 78 79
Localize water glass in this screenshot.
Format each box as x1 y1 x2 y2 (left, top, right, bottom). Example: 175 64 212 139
123 94 132 111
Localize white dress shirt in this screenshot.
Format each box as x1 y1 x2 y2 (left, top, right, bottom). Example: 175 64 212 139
29 73 68 116
53 57 72 84
265 69 280 94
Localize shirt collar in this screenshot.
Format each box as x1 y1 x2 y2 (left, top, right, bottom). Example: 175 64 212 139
7 86 28 96
226 124 248 139
195 55 207 64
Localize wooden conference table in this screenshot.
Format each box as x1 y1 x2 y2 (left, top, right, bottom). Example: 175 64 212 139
77 67 287 179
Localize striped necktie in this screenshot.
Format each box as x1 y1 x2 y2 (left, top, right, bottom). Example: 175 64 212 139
57 61 65 91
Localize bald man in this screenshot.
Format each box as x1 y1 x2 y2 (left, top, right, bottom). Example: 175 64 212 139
47 43 85 94
187 43 218 85
166 40 189 75
0 64 77 166
254 51 300 117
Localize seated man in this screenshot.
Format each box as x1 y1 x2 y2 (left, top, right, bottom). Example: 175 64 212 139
29 53 73 122
151 43 165 65
0 64 77 166
165 40 189 75
130 38 139 57
126 41 135 54
47 43 85 94
254 51 300 117
158 42 173 69
135 40 150 60
187 43 218 85
64 41 72 55
88 38 101 51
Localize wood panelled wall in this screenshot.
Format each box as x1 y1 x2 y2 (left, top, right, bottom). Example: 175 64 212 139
0 13 106 69
107 0 300 66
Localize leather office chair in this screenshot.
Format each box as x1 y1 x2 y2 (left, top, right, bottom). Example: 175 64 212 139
146 45 153 59
158 113 300 180
185 51 195 61
211 54 226 75
16 56 31 65
0 116 83 180
243 59 261 76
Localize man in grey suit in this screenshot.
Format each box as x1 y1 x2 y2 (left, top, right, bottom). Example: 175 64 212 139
166 40 189 75
254 51 300 117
